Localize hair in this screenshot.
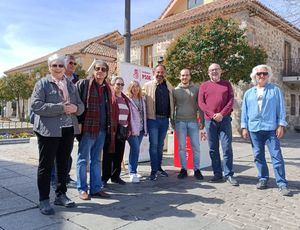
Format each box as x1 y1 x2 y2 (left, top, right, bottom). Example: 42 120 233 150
154 64 166 71
48 53 65 67
127 80 142 98
111 76 124 85
86 59 109 79
64 54 76 66
250 64 273 85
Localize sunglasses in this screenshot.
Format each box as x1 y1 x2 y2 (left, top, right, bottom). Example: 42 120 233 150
51 64 64 68
116 83 124 86
69 61 77 66
94 66 107 72
256 72 268 76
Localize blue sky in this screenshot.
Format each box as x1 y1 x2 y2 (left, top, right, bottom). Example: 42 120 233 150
0 0 298 76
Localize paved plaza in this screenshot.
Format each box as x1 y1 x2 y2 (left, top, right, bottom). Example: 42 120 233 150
0 133 299 230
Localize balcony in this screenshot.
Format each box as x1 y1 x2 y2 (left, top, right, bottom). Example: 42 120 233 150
282 58 300 84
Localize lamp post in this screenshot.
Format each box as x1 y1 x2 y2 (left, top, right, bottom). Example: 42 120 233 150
124 0 131 63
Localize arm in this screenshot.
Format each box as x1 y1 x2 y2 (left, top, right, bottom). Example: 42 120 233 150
198 84 215 119
276 88 287 139
241 92 249 139
220 81 234 116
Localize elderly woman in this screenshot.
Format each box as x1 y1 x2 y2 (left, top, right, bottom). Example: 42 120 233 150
126 80 147 183
76 60 116 200
102 77 131 185
31 53 84 215
241 64 291 196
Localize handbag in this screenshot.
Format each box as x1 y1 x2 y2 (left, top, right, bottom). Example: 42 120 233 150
116 125 128 142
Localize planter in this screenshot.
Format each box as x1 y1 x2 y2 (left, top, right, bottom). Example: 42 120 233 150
0 138 30 145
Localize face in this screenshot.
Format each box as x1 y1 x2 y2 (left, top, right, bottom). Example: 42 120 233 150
154 65 166 82
66 58 76 74
180 69 191 85
113 79 124 94
93 64 108 83
208 64 221 82
131 82 141 97
49 61 65 79
255 67 269 87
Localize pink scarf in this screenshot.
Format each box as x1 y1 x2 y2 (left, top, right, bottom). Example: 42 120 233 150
51 76 69 103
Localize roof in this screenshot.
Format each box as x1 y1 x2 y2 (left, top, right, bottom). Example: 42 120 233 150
5 31 121 74
125 0 300 42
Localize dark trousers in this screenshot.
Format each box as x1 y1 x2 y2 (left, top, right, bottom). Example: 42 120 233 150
36 127 74 201
102 137 126 182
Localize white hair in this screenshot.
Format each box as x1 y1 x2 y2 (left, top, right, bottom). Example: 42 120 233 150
48 53 65 67
250 64 273 85
86 59 109 79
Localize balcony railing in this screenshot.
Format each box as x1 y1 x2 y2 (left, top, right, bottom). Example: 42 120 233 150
283 58 300 76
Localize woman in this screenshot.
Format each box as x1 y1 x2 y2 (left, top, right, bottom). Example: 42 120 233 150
31 53 84 215
126 80 147 183
102 77 131 185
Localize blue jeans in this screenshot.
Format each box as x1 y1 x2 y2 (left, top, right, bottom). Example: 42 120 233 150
127 131 144 174
249 130 287 187
76 131 106 194
175 121 200 170
205 116 233 177
147 118 169 173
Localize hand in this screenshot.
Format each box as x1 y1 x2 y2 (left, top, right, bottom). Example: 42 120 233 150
242 128 249 139
213 113 223 122
276 126 284 139
64 103 78 114
198 123 204 130
78 124 82 133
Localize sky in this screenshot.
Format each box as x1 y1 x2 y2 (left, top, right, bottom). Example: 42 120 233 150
0 0 299 76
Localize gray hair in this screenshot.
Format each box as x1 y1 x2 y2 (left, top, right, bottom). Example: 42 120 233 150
111 76 124 85
64 54 76 66
48 53 65 67
250 64 273 85
87 59 109 79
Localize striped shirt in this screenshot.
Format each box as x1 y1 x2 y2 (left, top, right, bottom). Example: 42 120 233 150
117 96 129 127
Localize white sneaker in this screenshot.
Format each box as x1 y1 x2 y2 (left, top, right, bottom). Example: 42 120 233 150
130 174 140 183
136 173 142 178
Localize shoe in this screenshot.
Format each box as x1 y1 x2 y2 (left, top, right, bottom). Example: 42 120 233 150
158 169 168 177
136 173 142 178
130 174 140 183
91 190 111 198
79 191 90 200
102 181 107 188
149 172 157 181
226 176 239 186
256 180 268 190
279 186 292 197
209 175 223 183
111 177 126 185
39 199 55 215
54 194 75 208
177 168 188 179
194 169 204 180
51 180 57 190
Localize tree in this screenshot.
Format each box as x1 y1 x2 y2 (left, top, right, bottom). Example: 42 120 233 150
164 17 268 85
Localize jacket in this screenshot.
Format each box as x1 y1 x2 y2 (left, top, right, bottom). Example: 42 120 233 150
127 96 147 136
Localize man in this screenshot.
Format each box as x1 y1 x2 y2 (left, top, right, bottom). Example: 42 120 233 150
143 64 174 181
241 64 291 196
198 63 238 186
173 69 204 180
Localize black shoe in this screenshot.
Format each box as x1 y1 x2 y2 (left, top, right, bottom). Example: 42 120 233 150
209 175 223 183
194 169 204 180
111 178 126 185
149 172 157 181
177 168 188 179
54 194 75 208
256 180 268 190
39 199 55 215
158 169 168 177
226 176 239 186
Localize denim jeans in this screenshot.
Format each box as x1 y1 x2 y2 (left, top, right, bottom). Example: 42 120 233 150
249 130 287 187
76 131 106 194
205 116 233 177
175 121 200 170
147 118 169 173
127 131 144 174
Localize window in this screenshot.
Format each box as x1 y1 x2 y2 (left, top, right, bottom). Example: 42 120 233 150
188 0 204 9
143 45 153 67
284 41 291 75
291 94 296 115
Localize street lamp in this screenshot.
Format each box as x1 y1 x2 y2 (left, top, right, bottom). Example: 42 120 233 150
124 0 131 63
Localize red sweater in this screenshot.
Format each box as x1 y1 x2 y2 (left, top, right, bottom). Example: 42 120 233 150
198 80 234 120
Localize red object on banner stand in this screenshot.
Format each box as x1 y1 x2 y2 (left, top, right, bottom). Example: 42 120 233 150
174 132 195 169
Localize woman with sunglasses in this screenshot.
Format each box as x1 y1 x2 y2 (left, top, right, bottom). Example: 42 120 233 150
102 77 131 185
126 80 147 183
31 53 84 215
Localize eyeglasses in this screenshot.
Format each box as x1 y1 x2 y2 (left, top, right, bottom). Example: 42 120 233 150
94 66 107 72
51 64 64 68
209 68 220 72
256 72 268 76
116 83 124 86
69 61 77 66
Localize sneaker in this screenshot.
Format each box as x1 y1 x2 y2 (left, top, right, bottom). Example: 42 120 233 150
158 169 168 177
136 173 142 178
226 176 239 186
149 172 157 181
130 174 140 183
177 168 188 179
90 190 111 198
194 169 204 180
209 175 223 183
111 177 126 185
54 194 75 208
79 191 90 200
39 199 55 215
279 186 292 197
256 180 268 190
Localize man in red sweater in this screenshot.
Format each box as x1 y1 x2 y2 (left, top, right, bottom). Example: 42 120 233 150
198 63 238 186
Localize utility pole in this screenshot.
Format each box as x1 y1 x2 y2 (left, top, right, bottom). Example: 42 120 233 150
124 0 131 63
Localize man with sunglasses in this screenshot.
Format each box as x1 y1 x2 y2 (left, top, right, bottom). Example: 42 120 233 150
241 64 291 196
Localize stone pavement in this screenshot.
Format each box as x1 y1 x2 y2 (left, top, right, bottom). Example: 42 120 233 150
0 133 299 230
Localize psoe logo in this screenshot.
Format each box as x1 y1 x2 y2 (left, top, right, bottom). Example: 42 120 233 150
133 69 139 79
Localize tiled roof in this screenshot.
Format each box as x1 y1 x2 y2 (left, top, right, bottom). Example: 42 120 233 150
5 31 121 74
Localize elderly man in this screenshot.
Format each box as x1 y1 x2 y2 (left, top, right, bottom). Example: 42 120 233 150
198 63 238 186
173 68 204 179
143 64 174 181
241 64 291 196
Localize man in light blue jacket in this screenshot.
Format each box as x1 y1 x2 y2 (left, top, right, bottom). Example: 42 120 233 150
241 64 291 197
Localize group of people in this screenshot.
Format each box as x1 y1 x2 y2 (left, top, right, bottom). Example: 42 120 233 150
30 53 291 216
